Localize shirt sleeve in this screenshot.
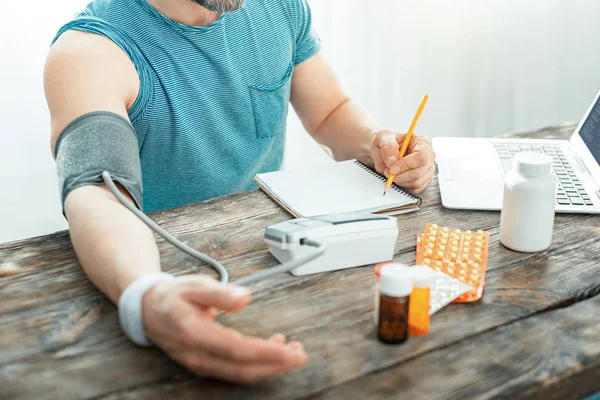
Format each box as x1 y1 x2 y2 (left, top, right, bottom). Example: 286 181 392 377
293 0 322 65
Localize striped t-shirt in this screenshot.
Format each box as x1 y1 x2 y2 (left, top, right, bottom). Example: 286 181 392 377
53 0 321 212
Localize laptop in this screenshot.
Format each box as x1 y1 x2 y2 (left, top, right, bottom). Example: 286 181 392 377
433 89 600 213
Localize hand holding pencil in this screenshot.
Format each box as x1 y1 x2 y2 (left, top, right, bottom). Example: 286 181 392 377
383 94 429 195
369 95 435 196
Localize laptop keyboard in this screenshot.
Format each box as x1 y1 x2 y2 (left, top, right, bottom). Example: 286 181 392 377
493 143 593 207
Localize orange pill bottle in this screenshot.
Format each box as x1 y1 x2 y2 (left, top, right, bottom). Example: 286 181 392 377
408 266 434 336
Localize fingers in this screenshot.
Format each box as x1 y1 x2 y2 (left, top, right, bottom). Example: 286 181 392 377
396 163 436 193
287 341 305 351
373 155 387 176
389 143 431 175
269 334 286 344
412 174 434 195
185 348 306 385
392 163 430 185
179 310 306 365
376 130 404 168
177 275 251 312
373 133 432 174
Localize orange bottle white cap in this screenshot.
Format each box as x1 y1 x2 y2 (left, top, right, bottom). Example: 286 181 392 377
410 265 436 287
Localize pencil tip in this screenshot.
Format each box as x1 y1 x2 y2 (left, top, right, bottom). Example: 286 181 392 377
382 191 386 197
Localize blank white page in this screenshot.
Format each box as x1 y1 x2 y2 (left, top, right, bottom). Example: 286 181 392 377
255 160 418 217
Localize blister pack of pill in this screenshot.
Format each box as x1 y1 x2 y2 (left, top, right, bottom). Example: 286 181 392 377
416 224 490 302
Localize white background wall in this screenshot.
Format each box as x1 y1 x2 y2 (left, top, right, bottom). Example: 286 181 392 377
2 0 600 243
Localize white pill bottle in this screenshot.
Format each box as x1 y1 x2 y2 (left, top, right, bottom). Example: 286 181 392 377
499 152 557 252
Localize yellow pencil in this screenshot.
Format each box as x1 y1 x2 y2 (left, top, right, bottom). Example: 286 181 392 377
383 94 429 196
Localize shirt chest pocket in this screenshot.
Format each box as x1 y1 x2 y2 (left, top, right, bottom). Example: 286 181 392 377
249 62 293 139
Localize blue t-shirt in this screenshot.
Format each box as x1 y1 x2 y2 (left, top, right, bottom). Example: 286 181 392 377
53 0 321 212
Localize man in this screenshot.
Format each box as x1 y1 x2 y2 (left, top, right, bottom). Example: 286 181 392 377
44 0 435 385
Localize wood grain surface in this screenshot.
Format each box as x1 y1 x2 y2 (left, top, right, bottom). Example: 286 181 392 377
1 122 599 400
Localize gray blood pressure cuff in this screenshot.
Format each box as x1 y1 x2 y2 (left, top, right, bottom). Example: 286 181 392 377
55 111 143 214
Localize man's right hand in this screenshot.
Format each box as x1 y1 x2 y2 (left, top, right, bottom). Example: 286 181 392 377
141 275 307 384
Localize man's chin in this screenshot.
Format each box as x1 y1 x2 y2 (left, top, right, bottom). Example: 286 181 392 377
190 0 245 13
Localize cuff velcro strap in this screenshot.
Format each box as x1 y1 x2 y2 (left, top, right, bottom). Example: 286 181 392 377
118 272 174 347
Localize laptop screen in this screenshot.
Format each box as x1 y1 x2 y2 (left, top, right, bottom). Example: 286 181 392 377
579 94 600 165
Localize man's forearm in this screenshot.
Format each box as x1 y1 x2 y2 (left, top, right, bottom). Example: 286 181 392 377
311 99 380 166
65 185 160 304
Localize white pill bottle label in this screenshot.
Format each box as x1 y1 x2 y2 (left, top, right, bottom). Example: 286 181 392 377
500 152 557 253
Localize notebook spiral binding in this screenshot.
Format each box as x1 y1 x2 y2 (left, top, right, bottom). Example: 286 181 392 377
353 160 417 199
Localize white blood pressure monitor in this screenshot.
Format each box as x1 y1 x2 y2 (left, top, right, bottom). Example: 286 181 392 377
265 213 399 276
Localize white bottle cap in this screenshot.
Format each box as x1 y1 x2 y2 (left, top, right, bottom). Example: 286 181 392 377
513 152 552 177
410 265 436 287
379 266 413 297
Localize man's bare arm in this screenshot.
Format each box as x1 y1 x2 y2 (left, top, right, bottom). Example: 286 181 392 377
45 30 157 303
289 53 380 165
290 53 436 194
44 30 306 383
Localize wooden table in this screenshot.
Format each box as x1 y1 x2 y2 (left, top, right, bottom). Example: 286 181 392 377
1 122 599 400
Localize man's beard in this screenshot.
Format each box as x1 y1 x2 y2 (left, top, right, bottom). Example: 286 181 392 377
190 0 245 13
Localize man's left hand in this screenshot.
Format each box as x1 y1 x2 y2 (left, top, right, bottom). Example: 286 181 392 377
370 130 436 194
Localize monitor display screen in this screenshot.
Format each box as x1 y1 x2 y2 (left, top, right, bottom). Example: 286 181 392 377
579 94 600 166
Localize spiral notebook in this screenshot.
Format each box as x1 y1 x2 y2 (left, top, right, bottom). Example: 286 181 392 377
254 160 422 218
